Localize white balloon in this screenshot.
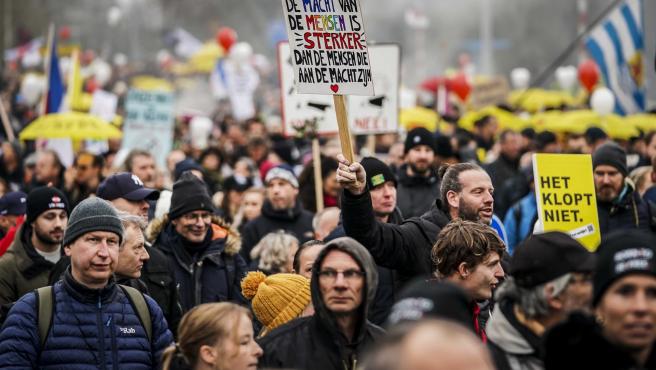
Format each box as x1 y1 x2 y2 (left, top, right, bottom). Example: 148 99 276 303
112 53 127 67
510 68 530 90
556 65 577 90
20 74 45 106
92 60 113 87
107 6 122 26
590 87 615 116
229 42 253 64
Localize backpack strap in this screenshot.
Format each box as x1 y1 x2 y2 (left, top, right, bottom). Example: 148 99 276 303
120 285 152 343
36 286 54 349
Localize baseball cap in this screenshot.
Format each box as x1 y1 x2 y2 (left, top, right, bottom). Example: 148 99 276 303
97 172 160 202
0 191 27 216
511 232 595 288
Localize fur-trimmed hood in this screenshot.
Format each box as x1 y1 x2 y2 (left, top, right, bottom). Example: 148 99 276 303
146 214 241 256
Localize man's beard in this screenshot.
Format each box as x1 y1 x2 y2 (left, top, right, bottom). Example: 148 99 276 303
34 227 63 246
458 198 482 222
374 210 393 219
409 162 430 176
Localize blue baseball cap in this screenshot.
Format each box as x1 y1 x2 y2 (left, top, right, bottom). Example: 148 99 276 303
97 172 160 202
0 191 27 216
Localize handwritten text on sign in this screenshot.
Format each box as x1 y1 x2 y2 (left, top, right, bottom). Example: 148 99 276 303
282 0 374 96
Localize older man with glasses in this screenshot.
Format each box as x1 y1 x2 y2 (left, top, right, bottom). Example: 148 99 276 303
258 237 384 370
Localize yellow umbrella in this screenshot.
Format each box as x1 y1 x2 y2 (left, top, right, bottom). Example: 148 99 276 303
459 106 530 132
508 89 576 113
187 41 225 73
399 107 439 132
19 112 122 140
131 76 174 92
624 114 656 133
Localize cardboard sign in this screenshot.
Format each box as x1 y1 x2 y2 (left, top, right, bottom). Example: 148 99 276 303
533 153 601 251
279 42 399 136
469 76 510 110
349 44 399 134
122 89 175 169
281 0 374 96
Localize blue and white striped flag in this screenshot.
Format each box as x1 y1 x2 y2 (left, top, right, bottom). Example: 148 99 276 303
585 0 645 115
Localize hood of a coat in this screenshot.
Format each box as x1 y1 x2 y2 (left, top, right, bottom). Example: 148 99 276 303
310 237 378 344
486 299 535 355
146 213 241 256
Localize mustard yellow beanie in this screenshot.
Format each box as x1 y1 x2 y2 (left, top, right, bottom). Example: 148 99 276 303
241 271 311 332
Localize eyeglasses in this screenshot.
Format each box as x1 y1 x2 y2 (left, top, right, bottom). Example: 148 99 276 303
318 269 365 282
182 213 212 222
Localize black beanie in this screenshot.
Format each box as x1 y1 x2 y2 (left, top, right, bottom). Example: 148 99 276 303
592 142 628 176
360 157 396 190
386 279 473 331
593 229 656 307
26 187 69 223
404 127 436 154
169 172 214 220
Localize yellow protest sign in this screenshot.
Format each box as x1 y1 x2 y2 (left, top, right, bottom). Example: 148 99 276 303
533 153 601 251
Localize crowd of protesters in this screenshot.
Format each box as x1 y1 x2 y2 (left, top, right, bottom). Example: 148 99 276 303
2 31 656 370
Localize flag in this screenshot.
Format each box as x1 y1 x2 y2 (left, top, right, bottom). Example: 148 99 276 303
67 48 84 111
44 29 64 114
585 0 645 115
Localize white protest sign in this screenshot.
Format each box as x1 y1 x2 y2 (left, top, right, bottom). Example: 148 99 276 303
279 42 399 136
348 44 399 134
121 89 175 169
281 0 374 96
279 42 338 136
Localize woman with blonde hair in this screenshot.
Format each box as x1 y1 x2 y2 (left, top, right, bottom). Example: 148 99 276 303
249 230 299 274
161 302 262 370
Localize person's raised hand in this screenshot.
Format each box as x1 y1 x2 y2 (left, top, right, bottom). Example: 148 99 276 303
335 154 366 195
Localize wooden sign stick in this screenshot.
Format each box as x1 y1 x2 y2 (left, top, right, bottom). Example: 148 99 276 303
312 137 324 212
0 99 16 142
334 94 355 163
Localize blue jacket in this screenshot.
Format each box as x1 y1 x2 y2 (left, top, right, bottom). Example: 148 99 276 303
504 192 537 255
0 270 173 369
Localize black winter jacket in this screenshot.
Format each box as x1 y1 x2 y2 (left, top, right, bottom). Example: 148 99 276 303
148 215 247 312
240 200 314 264
597 181 653 237
258 237 385 370
395 164 440 219
545 312 656 370
341 189 450 277
140 244 183 335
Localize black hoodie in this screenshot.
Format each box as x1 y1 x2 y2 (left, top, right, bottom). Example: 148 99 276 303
258 237 385 370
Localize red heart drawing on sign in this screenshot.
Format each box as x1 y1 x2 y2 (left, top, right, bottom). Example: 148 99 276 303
330 84 339 93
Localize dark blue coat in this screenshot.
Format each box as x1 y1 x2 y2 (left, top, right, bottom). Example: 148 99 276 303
149 215 247 312
0 270 173 369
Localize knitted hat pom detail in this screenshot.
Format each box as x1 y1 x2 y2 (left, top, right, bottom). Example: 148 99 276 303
241 271 267 300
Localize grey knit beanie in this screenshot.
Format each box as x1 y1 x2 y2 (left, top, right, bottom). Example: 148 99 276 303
63 197 124 247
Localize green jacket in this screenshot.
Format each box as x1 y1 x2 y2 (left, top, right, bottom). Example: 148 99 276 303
0 224 56 305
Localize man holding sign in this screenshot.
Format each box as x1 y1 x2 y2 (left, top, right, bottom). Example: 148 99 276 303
592 143 654 235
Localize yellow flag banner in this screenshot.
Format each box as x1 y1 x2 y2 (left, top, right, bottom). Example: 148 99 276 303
533 153 601 251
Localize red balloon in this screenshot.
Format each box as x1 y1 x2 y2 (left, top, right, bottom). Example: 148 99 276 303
216 27 237 51
59 26 71 41
447 74 471 101
578 60 600 93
